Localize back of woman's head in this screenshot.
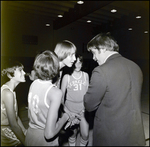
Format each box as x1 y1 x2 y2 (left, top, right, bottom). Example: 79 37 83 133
54 40 76 61
33 50 59 80
1 60 24 85
87 33 119 52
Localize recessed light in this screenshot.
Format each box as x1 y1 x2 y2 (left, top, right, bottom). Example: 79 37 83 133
144 31 148 34
128 28 132 31
46 24 50 27
77 1 84 4
136 15 141 19
87 20 91 23
58 15 63 18
111 9 117 13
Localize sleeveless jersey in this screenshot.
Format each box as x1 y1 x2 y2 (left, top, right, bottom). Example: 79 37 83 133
65 71 88 113
28 79 56 129
1 85 20 146
1 85 18 125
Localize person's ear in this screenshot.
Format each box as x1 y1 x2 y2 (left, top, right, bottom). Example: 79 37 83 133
101 48 107 53
7 73 13 79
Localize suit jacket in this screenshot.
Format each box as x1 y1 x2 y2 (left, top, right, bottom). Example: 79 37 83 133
84 53 145 146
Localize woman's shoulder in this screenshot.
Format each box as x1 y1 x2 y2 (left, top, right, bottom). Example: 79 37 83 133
2 88 13 96
49 85 62 97
63 74 70 78
47 86 62 103
62 74 70 82
1 85 14 95
82 71 88 76
1 88 14 103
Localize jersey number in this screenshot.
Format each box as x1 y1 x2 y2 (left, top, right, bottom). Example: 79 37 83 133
28 92 39 114
74 83 82 91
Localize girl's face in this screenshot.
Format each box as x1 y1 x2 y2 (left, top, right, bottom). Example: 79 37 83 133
74 58 82 71
62 48 76 67
12 67 26 82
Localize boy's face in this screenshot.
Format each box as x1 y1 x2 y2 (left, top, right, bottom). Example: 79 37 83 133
12 67 26 82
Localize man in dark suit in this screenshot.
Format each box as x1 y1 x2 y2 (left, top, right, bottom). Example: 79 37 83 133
84 33 146 146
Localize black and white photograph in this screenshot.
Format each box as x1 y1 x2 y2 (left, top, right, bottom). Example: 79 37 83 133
1 1 149 146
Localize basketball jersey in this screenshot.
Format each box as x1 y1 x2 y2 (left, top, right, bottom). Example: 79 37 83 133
1 85 18 126
28 79 56 129
1 85 20 146
65 71 88 113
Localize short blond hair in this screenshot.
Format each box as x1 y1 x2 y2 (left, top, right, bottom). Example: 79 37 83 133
54 40 76 61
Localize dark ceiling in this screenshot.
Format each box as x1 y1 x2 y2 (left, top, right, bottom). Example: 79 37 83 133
2 1 149 32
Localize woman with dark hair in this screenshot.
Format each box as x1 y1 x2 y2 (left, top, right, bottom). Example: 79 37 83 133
61 54 89 146
1 60 27 146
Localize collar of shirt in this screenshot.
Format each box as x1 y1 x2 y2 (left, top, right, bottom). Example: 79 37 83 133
103 52 118 64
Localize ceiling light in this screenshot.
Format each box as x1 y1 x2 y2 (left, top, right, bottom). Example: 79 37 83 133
77 1 84 4
144 31 148 34
46 24 50 27
58 15 63 18
111 9 117 13
136 15 141 19
87 20 91 23
128 28 132 31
